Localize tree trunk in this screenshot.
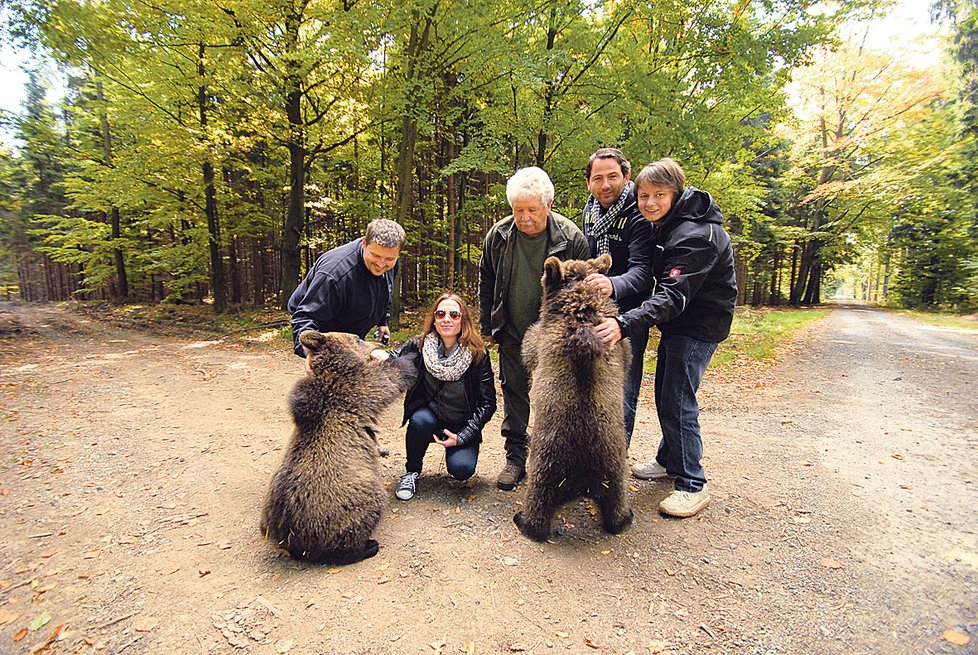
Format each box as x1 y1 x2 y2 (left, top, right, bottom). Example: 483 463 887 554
96 80 128 299
279 10 306 306
391 6 435 328
198 44 227 313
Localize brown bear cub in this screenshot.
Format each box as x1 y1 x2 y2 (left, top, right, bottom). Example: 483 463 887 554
514 254 633 541
260 330 405 564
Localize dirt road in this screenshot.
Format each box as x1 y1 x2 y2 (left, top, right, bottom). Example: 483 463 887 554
0 302 975 655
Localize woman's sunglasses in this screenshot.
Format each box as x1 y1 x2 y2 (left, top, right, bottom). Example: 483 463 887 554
435 310 462 320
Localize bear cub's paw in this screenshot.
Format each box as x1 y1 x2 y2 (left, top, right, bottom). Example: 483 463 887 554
602 509 634 535
513 511 550 542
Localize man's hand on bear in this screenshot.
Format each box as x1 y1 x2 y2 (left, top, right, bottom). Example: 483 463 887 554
434 429 458 448
594 317 622 345
584 273 614 297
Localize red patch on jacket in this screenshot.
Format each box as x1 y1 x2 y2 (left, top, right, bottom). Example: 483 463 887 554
669 267 682 277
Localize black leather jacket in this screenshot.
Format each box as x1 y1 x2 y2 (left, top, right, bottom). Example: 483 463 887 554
391 338 496 447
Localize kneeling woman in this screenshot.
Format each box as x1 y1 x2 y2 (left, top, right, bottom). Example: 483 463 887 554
392 293 496 501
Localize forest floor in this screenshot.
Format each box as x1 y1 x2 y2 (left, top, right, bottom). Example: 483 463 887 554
0 301 976 655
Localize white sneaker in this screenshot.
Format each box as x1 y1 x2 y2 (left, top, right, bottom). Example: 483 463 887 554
395 472 419 501
631 460 671 480
658 488 710 518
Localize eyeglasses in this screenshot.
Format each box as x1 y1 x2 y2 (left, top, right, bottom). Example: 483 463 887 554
434 310 462 320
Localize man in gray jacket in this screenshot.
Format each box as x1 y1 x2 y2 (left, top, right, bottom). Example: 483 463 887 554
479 167 590 490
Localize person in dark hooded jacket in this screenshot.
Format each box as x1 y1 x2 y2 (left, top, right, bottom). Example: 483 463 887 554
594 158 737 519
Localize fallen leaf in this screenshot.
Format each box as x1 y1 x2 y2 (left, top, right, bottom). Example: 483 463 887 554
899 484 913 489
13 628 28 642
943 629 970 646
891 453 905 460
583 636 600 649
502 556 518 566
600 550 611 555
665 568 676 576
819 558 843 569
28 611 52 631
134 618 158 632
31 624 62 652
327 568 341 575
1 489 10 496
628 485 640 492
0 609 19 625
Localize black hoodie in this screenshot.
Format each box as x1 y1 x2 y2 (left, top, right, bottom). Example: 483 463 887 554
617 186 737 343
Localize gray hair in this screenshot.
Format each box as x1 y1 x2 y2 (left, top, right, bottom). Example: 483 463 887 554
506 166 555 208
364 219 406 249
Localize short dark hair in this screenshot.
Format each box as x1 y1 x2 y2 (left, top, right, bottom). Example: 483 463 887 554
586 148 631 179
633 158 685 199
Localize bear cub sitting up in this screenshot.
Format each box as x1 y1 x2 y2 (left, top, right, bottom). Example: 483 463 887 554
260 330 404 564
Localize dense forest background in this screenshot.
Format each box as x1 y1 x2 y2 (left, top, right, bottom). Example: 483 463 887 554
0 0 976 319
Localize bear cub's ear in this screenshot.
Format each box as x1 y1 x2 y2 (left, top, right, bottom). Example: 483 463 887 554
543 256 563 288
299 330 327 353
588 253 612 275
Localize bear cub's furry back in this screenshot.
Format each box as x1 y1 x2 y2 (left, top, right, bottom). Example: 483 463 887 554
515 254 633 541
260 331 404 564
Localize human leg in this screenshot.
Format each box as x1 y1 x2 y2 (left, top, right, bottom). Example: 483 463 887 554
654 334 717 494
496 335 530 489
445 441 480 481
398 407 439 501
404 407 438 474
623 327 649 448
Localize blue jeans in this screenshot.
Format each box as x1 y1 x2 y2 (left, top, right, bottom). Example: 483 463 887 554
405 407 479 480
623 327 649 448
654 333 717 493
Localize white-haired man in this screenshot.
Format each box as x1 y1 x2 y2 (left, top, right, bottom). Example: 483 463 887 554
478 167 590 490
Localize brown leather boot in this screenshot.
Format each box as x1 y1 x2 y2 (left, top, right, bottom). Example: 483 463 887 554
496 461 525 491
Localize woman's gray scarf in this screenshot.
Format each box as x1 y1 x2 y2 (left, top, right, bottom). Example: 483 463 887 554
421 333 472 382
586 182 632 255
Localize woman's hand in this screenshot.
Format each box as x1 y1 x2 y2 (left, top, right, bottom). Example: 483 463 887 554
594 317 622 345
434 429 459 448
370 349 390 362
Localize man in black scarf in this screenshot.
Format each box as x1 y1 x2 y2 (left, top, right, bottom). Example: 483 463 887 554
581 148 653 448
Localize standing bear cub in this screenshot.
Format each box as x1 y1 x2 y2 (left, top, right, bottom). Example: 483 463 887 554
260 330 404 564
514 254 633 541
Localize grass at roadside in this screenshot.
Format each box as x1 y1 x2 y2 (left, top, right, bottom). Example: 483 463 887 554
891 308 978 332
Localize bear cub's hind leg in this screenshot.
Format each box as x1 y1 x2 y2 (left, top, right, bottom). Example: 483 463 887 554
596 488 633 535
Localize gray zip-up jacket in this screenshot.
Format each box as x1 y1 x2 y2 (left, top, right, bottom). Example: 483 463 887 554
478 212 590 340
